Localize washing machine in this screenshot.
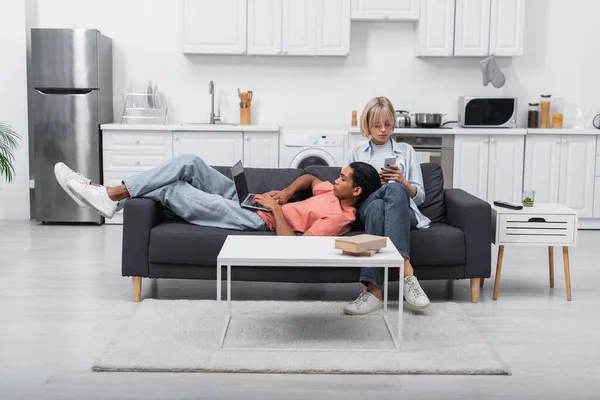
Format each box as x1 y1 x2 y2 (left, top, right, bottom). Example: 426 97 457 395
279 129 347 169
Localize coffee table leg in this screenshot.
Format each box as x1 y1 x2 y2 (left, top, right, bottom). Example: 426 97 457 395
383 266 388 316
217 264 221 302
493 245 505 300
398 264 403 351
227 264 232 314
562 247 572 301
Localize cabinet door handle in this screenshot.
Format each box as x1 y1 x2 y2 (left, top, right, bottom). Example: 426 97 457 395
135 139 140 144
563 139 568 144
557 139 561 143
490 138 496 144
174 136 179 141
484 139 489 143
135 160 140 165
245 136 249 141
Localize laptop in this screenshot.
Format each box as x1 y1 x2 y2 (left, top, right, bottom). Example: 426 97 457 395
231 160 270 212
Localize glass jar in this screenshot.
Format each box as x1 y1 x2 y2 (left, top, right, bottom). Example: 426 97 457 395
540 94 552 128
527 103 540 128
522 190 535 207
551 96 564 128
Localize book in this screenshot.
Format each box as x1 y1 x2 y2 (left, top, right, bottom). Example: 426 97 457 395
334 234 387 253
342 249 381 257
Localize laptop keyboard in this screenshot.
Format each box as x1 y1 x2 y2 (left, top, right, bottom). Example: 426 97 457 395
243 194 265 209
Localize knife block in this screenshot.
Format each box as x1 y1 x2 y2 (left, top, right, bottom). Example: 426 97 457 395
240 106 251 125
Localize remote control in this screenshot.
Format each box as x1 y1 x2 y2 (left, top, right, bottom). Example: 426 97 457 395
493 201 523 210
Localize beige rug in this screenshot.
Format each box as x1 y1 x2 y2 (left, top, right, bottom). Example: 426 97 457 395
93 300 509 375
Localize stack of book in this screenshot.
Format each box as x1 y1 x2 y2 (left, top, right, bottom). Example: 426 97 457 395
334 234 387 256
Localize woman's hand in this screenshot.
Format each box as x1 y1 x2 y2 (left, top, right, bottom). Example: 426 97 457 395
380 164 405 184
263 189 291 205
253 194 280 212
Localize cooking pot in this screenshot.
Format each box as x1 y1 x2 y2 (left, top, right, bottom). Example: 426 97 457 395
413 113 455 128
395 110 411 128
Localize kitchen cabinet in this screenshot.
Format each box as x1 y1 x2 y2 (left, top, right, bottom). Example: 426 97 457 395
282 0 317 55
453 135 489 200
524 135 596 218
248 0 283 55
453 0 491 56
243 132 279 168
594 178 600 218
489 0 526 56
179 0 247 55
486 135 525 203
453 134 524 203
173 132 244 167
417 0 525 57
416 0 456 56
316 0 351 56
351 0 420 21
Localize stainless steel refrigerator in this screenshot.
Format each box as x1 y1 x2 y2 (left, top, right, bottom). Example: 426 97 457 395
31 29 112 224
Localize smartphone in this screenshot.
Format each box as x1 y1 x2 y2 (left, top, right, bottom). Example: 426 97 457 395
384 156 396 167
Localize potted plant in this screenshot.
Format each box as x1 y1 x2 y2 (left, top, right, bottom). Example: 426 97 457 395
0 121 21 183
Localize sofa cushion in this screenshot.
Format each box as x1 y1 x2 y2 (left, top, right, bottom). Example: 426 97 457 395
409 222 465 266
148 221 277 266
419 163 446 223
213 165 305 195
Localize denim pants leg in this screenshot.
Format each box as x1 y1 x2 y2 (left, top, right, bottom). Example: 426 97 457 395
358 182 417 289
119 154 266 230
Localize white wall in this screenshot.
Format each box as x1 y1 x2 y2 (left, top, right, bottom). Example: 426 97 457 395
0 0 30 220
33 0 600 129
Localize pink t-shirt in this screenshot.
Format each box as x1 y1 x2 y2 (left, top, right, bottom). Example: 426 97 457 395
257 181 356 236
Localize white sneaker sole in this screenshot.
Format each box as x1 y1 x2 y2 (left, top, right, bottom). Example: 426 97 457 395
343 302 383 316
54 163 87 207
405 300 430 310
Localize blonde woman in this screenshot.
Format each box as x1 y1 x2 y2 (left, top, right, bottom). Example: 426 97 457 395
344 96 431 315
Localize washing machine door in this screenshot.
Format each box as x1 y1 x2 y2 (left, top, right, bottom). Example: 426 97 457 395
290 149 336 169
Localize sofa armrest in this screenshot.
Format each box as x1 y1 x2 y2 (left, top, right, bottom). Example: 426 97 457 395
444 189 492 279
121 198 161 278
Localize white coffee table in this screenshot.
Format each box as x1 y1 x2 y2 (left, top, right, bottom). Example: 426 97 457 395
216 235 405 351
491 203 578 301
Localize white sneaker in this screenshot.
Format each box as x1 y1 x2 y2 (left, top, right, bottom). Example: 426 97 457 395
67 179 118 218
344 288 383 315
404 276 430 309
54 162 91 207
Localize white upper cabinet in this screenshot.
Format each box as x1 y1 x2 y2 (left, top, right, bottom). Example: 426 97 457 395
558 136 596 219
248 0 283 55
179 0 247 54
454 0 491 56
489 0 526 56
487 135 524 203
315 0 351 56
417 0 456 56
351 0 420 21
282 0 317 55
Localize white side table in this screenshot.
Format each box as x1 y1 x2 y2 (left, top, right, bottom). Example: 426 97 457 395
491 203 578 301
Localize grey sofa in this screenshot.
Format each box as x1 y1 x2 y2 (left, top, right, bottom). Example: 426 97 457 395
122 163 491 303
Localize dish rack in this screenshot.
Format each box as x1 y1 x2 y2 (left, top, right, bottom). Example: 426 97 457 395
120 92 168 124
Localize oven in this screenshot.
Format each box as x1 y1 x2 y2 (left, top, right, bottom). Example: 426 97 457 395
393 134 454 189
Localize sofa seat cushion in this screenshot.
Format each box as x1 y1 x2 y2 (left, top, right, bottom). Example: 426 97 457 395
409 223 465 266
148 221 276 266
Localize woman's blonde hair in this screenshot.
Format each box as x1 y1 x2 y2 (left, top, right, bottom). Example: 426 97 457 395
360 97 395 139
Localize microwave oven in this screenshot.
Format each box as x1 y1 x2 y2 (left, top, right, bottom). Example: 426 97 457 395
458 97 517 128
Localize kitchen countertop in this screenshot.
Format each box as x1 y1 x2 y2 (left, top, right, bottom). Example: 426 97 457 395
526 128 600 135
348 127 527 135
101 123 280 132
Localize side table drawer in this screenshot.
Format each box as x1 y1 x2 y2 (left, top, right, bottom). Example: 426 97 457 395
498 213 576 244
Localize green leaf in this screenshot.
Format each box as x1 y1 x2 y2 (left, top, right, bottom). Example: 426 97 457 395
0 121 21 183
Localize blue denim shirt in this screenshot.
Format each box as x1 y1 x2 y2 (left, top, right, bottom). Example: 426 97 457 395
346 140 431 229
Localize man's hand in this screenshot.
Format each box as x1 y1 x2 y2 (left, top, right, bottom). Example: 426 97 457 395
253 194 280 212
263 189 292 205
380 164 405 184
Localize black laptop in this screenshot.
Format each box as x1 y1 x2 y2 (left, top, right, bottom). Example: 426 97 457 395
231 160 270 212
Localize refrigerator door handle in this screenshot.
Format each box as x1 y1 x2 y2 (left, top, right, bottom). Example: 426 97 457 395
35 88 94 96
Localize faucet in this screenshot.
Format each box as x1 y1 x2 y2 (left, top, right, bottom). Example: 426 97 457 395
208 80 221 124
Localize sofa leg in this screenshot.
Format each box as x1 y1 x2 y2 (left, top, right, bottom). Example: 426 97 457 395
132 276 142 302
480 278 484 287
470 278 481 303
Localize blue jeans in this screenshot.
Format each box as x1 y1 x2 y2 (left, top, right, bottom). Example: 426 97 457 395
358 182 417 288
120 154 268 230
